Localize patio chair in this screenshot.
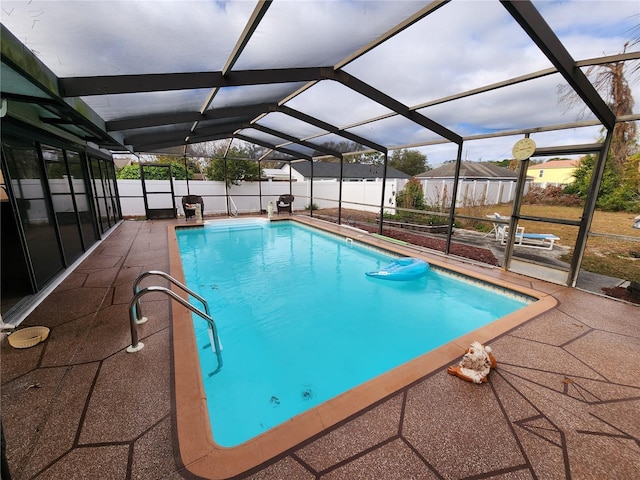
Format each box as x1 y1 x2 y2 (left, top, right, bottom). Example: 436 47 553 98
182 195 204 220
485 212 509 238
493 215 560 250
276 194 294 214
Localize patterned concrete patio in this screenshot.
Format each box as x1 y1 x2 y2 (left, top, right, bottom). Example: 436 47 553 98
1 219 639 480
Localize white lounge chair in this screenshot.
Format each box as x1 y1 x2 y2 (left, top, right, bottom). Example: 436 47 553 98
485 212 508 237
492 214 560 250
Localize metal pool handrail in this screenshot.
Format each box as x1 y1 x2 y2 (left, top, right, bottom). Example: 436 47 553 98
127 271 223 376
228 195 239 217
132 269 211 319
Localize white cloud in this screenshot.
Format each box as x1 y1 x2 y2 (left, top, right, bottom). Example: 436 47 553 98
284 80 393 127
1 0 637 162
233 1 428 69
1 0 258 75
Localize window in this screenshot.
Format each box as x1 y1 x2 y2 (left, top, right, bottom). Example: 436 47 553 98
41 145 85 264
67 151 100 246
538 170 544 178
3 137 64 288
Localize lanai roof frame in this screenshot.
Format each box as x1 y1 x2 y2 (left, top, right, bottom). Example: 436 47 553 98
3 1 638 160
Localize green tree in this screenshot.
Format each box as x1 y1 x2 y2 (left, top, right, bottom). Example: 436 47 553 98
603 151 640 211
557 42 640 212
396 177 425 209
559 43 637 172
206 156 261 187
355 151 384 164
388 149 428 176
116 161 192 180
490 159 512 169
563 152 640 211
191 141 263 186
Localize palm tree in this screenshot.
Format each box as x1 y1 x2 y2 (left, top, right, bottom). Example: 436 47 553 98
560 42 637 173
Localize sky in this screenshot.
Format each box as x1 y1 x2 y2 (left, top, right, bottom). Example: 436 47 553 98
1 0 638 166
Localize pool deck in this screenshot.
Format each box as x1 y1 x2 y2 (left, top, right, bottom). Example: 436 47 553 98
2 218 639 480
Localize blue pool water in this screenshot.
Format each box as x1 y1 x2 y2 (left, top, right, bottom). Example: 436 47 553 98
176 219 530 447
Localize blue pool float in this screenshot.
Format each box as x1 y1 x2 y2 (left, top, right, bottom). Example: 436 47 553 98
366 257 429 281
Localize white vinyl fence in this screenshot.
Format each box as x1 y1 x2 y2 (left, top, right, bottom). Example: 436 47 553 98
117 177 529 217
117 179 408 217
420 178 531 208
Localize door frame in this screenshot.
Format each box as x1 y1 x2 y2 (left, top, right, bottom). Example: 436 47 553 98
140 163 177 220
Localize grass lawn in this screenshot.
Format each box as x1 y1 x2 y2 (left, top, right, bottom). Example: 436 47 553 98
476 205 640 282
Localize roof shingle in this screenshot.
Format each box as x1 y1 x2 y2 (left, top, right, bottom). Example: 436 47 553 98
292 161 411 179
416 162 518 179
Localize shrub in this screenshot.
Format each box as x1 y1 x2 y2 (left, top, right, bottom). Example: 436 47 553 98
524 184 582 206
563 153 640 212
116 161 192 180
396 178 425 210
383 210 448 225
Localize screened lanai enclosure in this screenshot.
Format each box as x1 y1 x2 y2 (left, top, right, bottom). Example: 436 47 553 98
1 0 639 322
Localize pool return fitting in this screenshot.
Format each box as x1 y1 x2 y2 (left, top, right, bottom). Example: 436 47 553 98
128 270 223 376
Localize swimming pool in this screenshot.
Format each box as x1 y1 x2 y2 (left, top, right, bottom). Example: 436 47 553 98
170 217 556 479
175 218 532 447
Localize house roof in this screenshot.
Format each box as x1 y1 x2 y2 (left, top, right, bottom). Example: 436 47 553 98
263 168 291 180
528 159 579 169
113 158 133 169
416 162 519 179
291 161 411 180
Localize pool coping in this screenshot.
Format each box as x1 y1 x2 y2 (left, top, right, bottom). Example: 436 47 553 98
169 216 558 479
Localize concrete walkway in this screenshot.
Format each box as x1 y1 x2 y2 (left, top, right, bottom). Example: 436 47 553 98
1 219 639 479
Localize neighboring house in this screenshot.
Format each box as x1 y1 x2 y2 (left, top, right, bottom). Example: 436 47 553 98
113 157 133 170
262 168 292 181
416 162 530 206
417 162 520 181
527 159 579 185
282 160 412 182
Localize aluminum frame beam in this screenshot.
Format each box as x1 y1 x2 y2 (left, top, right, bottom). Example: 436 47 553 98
277 105 387 153
250 123 343 159
199 1 273 114
335 0 449 69
137 133 233 152
328 70 463 144
235 133 312 160
106 103 275 131
59 67 329 97
124 121 249 147
501 0 615 129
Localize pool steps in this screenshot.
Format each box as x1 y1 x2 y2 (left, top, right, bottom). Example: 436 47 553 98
128 270 223 376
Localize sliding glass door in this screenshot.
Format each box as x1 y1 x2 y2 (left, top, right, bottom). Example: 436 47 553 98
2 137 63 290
